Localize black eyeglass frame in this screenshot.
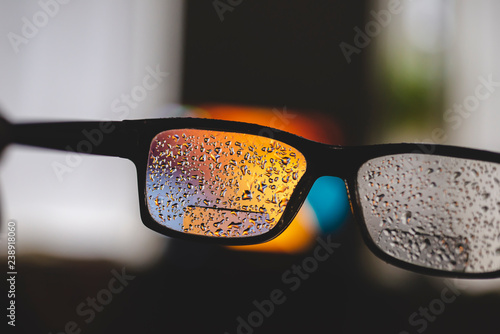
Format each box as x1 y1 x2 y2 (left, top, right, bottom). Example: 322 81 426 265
2 116 500 278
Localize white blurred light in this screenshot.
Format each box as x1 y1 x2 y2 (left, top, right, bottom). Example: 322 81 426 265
402 0 454 53
0 0 184 267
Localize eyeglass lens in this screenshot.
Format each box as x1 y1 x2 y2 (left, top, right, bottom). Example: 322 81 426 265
358 153 500 274
146 129 307 238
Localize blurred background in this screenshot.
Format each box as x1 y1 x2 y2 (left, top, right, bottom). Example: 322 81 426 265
1 0 499 333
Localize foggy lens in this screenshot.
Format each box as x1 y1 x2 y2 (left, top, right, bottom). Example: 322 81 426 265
357 154 500 274
146 129 307 238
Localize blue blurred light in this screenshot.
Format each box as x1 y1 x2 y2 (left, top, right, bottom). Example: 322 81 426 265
307 176 351 233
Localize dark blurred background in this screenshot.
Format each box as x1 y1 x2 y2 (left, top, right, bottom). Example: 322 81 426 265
182 0 370 145
1 1 500 333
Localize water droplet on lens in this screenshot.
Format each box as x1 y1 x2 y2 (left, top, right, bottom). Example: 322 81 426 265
242 227 253 235
401 211 412 224
228 222 242 228
242 190 253 200
257 182 267 193
240 165 248 175
281 157 291 165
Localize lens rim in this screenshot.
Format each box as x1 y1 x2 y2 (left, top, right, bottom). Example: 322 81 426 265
129 117 318 245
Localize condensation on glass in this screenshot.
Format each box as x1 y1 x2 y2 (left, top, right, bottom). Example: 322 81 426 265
357 154 500 274
146 129 307 238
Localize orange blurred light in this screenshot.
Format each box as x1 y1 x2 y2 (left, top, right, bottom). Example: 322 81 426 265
197 104 344 145
188 104 343 253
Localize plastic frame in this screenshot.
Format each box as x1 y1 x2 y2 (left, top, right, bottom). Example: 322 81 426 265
2 116 500 278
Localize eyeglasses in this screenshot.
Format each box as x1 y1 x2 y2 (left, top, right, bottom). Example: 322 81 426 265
2 115 500 278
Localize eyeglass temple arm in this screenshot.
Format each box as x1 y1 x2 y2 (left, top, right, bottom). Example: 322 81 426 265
0 116 135 159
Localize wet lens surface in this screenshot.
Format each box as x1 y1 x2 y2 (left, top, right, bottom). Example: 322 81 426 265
146 129 307 238
358 154 500 274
